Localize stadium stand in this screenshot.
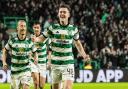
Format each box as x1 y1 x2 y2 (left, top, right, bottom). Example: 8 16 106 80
0 0 128 69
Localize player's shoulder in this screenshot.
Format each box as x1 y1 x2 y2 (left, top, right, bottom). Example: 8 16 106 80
26 36 32 42
69 24 77 28
9 32 17 39
68 24 78 31
9 33 17 42
46 23 59 31
50 23 60 28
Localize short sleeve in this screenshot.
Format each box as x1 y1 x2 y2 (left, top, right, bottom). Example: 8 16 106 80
73 27 79 40
30 41 37 53
5 39 12 50
42 25 53 38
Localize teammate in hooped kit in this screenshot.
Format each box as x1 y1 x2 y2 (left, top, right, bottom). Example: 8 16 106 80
30 22 48 89
2 20 38 89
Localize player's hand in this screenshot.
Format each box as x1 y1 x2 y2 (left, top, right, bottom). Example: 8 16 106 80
83 54 90 62
31 35 36 42
3 63 8 71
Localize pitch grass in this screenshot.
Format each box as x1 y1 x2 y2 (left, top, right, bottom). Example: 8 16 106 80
0 83 128 89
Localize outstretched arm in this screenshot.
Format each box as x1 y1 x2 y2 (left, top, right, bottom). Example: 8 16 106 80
74 40 90 61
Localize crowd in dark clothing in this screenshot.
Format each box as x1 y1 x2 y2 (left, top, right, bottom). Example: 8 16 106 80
0 0 128 69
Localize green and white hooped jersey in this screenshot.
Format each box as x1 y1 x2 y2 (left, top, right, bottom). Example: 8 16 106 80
43 24 79 65
5 35 36 75
30 34 47 64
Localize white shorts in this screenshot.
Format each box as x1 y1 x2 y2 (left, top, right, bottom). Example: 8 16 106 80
30 62 47 78
51 64 75 84
11 71 31 89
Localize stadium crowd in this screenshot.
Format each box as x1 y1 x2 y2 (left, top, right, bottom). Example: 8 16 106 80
0 0 128 69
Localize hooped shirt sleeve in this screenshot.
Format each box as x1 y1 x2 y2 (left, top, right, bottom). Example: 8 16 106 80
42 25 53 38
5 39 12 50
73 27 79 40
31 40 37 53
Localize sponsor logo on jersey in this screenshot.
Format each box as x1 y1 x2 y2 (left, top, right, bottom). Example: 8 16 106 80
56 40 69 44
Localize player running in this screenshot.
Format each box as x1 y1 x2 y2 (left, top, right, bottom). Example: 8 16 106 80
32 4 90 89
2 20 38 89
30 22 48 89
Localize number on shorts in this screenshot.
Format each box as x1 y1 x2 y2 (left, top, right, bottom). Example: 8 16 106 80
67 68 74 77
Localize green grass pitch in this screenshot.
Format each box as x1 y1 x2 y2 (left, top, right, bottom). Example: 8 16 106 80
0 83 128 89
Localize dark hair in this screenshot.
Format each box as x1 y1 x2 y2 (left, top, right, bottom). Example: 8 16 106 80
59 3 71 12
33 21 41 26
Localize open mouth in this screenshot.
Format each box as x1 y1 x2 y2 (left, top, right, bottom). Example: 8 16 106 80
60 15 66 18
35 30 39 32
21 34 25 36
21 29 25 31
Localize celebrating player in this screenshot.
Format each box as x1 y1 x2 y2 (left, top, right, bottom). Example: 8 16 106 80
2 20 38 89
32 4 90 89
30 22 48 89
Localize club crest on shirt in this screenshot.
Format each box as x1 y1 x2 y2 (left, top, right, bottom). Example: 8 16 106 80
19 48 25 52
16 47 26 56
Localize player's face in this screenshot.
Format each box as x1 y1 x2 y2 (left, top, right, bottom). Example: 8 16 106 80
58 8 70 21
17 21 27 36
33 24 41 36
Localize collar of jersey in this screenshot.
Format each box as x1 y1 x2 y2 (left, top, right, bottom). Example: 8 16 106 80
33 33 41 37
17 34 26 41
59 22 70 28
